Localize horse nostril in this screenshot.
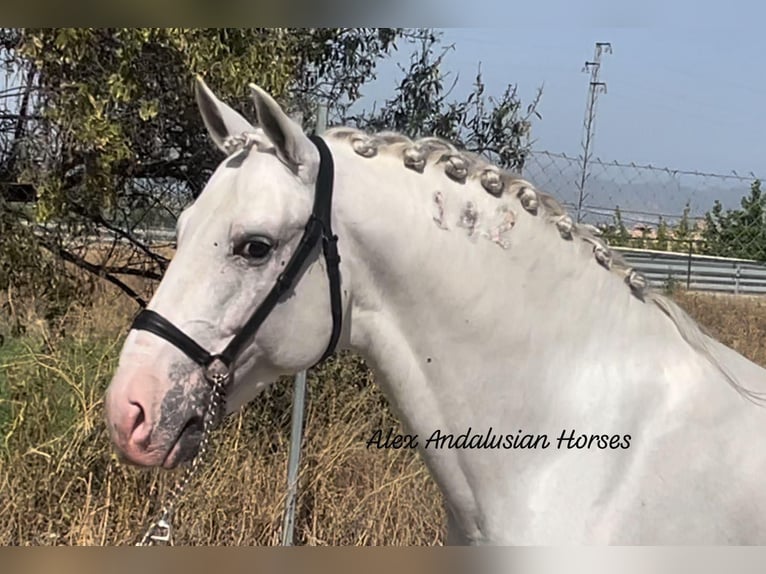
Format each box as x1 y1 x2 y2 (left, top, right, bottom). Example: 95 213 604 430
130 401 145 429
128 400 149 446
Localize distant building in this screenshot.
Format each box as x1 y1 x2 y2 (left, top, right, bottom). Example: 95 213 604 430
629 219 707 242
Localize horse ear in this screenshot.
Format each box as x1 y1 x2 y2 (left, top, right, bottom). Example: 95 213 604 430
194 75 256 153
249 83 319 183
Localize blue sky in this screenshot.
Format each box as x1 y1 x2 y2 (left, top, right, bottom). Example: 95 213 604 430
358 12 764 178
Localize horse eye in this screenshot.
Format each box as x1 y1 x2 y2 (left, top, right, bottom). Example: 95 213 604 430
235 238 274 262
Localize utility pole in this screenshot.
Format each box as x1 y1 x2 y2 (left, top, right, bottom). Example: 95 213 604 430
576 41 612 223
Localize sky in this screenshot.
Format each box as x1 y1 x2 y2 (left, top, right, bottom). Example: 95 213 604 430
2 20 762 219
356 8 765 179
3 20 761 180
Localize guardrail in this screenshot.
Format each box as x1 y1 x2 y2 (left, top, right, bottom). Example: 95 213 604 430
613 247 766 295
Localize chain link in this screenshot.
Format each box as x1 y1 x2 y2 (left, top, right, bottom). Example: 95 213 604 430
135 371 228 546
522 150 765 259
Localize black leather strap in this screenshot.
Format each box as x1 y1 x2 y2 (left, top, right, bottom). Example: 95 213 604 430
318 229 342 363
130 134 342 376
131 309 215 366
311 134 342 364
217 215 324 366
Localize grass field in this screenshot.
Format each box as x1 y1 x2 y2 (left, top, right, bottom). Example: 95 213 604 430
2 281 766 545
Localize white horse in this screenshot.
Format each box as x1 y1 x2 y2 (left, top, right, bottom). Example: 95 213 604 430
105 76 766 545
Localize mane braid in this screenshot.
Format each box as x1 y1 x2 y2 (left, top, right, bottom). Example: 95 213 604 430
320 125 764 404
323 126 639 286
219 124 762 403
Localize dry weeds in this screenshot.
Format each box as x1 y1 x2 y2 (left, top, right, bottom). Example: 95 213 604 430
1 284 766 545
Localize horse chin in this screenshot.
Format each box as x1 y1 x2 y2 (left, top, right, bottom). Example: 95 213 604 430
223 375 276 414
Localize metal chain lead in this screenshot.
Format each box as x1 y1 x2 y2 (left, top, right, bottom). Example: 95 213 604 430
136 372 229 546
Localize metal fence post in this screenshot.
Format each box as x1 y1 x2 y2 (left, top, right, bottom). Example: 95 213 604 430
281 101 328 547
280 369 306 546
687 240 693 290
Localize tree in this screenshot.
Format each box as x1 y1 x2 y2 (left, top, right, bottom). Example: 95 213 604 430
17 28 405 216
701 179 766 261
599 206 631 247
670 201 698 254
654 216 670 252
346 30 542 173
1 28 543 323
0 28 407 317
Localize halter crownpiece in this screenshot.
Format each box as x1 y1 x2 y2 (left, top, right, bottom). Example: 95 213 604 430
130 134 343 384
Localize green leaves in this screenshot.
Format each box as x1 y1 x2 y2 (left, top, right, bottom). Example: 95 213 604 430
347 31 543 173
2 28 547 321
0 27 407 318
137 100 158 122
13 28 406 221
702 180 766 261
602 180 766 261
600 203 700 253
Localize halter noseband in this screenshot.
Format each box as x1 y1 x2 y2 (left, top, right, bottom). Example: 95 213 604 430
129 134 342 381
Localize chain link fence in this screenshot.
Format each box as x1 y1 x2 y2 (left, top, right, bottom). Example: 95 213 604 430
4 48 765 268
522 150 765 261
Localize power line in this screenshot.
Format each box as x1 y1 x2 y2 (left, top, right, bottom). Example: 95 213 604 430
576 41 612 223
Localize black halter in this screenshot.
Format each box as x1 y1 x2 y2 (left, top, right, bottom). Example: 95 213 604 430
129 134 342 379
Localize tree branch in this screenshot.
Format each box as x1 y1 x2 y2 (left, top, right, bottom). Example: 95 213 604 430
37 240 148 308
100 265 163 280
69 203 170 271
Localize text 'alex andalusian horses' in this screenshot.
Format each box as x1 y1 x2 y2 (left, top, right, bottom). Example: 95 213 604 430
105 76 766 545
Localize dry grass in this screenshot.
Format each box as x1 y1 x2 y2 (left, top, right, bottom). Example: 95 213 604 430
2 284 766 545
0 280 444 546
671 290 766 366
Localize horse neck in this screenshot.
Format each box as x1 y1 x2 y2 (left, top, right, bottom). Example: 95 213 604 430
327 139 695 420
322 137 766 541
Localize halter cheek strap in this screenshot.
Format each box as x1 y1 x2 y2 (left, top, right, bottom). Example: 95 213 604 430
129 134 342 378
